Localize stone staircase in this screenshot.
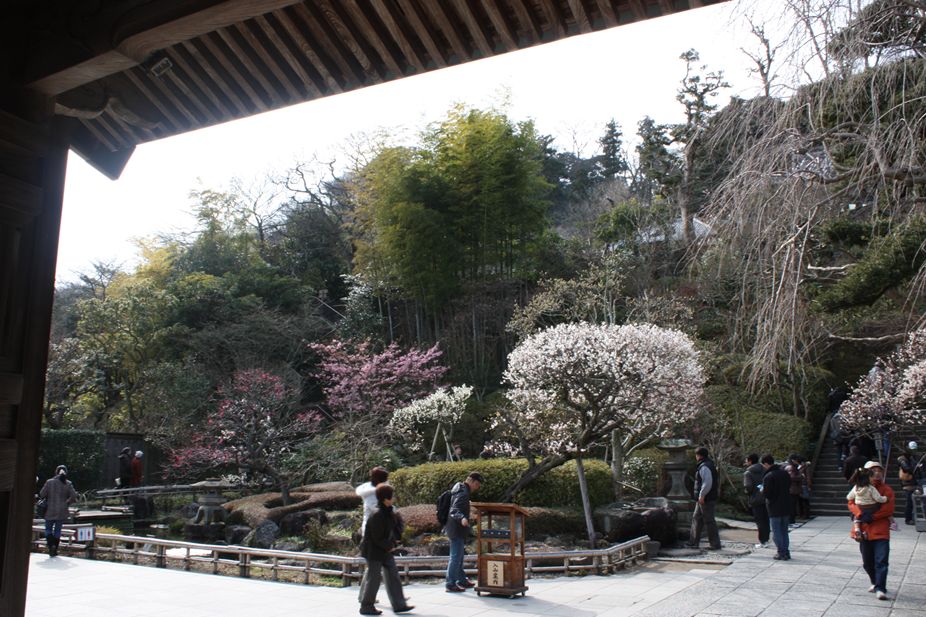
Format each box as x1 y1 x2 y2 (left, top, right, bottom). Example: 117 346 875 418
810 432 923 517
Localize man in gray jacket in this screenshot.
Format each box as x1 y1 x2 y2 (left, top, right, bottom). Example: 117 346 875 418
444 472 482 592
687 447 722 550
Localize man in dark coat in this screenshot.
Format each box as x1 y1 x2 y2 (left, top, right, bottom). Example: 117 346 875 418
687 447 722 550
444 472 482 592
744 453 770 547
117 447 132 488
762 454 792 560
358 484 413 615
843 445 867 483
897 442 922 525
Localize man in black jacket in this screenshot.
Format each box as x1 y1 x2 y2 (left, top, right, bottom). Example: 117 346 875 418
762 454 792 560
843 445 867 483
444 472 482 592
687 447 722 550
359 484 414 615
744 453 770 548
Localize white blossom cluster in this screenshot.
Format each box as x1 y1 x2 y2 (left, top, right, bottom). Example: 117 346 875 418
388 385 473 449
499 322 705 455
842 328 926 431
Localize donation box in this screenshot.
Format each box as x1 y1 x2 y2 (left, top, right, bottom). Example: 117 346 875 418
472 502 529 598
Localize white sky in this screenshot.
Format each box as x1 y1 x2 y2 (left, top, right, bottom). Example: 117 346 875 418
57 0 774 283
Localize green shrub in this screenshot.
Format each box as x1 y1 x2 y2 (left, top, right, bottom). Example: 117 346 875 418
622 448 668 498
522 507 585 538
737 410 812 460
396 504 441 536
38 429 105 490
390 458 612 508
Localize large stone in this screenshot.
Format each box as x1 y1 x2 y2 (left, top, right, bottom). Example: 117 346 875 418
642 506 678 546
279 509 329 536
425 540 450 556
251 520 279 549
596 507 646 542
180 502 200 519
225 525 251 545
272 538 306 552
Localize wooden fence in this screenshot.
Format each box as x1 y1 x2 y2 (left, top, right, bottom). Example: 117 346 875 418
32 527 650 586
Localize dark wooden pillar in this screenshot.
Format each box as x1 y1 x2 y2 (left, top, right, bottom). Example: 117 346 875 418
0 110 67 617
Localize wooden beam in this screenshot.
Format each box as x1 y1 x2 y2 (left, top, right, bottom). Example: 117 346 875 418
164 45 239 117
479 1 519 51
196 33 271 111
315 0 386 81
215 28 286 106
289 3 365 88
233 21 305 101
420 3 471 63
626 0 649 21
592 0 620 27
394 0 448 68
269 9 345 93
368 0 427 72
537 0 566 38
566 0 594 33
27 0 308 96
507 0 543 43
179 39 252 114
253 15 326 97
451 0 495 57
123 68 190 130
338 1 406 78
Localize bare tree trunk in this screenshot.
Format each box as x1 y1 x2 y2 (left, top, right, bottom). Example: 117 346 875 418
610 430 626 502
576 456 597 549
500 453 570 501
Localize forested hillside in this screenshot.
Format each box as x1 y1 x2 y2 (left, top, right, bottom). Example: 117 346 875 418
47 0 926 486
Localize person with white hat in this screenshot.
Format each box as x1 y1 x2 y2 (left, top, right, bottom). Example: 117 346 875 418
897 442 922 525
847 460 895 601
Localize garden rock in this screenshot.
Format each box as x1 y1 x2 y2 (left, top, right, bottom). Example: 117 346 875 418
225 525 251 545
426 540 450 556
642 506 677 546
596 508 646 542
180 502 200 519
272 538 305 552
251 520 279 549
279 509 329 536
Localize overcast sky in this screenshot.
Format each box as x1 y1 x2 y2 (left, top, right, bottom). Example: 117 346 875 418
57 0 775 283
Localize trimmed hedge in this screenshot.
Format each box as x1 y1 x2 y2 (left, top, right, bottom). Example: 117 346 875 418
397 504 587 539
38 429 105 490
390 458 612 508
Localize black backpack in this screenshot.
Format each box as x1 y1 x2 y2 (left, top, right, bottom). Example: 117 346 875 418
436 488 452 526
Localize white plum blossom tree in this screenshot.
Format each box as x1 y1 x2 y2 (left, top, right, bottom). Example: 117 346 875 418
389 385 473 460
842 329 926 438
497 322 705 545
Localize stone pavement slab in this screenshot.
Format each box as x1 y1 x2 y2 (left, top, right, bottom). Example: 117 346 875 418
25 517 923 617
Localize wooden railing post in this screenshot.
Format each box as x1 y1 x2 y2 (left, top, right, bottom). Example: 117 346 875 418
239 552 250 578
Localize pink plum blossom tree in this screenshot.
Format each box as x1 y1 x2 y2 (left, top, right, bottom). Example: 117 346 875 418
498 322 705 544
310 340 447 480
842 328 926 440
167 369 318 504
389 385 473 460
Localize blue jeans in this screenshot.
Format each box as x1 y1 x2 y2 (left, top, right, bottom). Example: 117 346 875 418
44 520 63 540
769 516 790 557
860 539 889 593
446 537 466 587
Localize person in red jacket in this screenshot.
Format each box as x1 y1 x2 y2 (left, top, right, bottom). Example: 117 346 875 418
847 460 895 601
130 451 144 487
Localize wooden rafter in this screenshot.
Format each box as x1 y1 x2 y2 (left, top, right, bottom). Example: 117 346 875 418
567 0 594 33
339 1 406 78
369 0 427 72
394 0 448 68
179 39 252 115
164 46 238 118
233 21 305 101
592 0 620 27
537 0 566 37
289 3 365 88
197 33 271 112
480 1 519 51
451 0 495 57
507 0 543 42
267 10 343 94
253 15 325 97
420 2 471 63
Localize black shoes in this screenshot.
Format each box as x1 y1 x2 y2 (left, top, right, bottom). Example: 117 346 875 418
394 606 415 614
773 554 791 560
359 608 382 615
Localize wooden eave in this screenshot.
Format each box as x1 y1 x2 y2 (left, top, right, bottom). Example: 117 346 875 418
10 0 728 179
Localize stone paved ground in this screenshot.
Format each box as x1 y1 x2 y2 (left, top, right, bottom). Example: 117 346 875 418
25 517 924 617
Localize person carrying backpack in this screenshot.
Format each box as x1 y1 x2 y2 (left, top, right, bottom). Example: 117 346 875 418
443 472 483 592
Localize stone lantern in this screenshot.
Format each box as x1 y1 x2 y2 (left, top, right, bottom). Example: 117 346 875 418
656 439 694 536
184 478 233 541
